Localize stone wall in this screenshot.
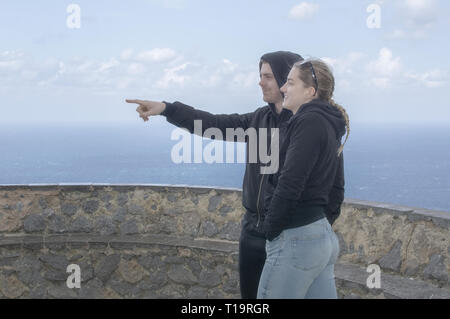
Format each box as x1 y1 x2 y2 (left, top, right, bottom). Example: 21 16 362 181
0 184 449 299
333 199 449 288
333 199 450 299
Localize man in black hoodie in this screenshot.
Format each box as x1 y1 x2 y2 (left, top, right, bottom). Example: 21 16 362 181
126 51 343 299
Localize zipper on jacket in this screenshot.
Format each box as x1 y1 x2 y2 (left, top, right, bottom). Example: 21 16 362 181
256 174 265 228
256 128 278 228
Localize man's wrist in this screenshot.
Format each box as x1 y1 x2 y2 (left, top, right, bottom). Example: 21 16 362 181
160 101 175 117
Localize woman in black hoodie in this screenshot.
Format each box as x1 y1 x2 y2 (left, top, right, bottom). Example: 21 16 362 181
257 59 350 299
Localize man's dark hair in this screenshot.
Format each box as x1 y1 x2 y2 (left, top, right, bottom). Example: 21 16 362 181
259 51 304 89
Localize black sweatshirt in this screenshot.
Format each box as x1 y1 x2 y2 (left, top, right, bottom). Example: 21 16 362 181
261 99 346 240
159 52 344 238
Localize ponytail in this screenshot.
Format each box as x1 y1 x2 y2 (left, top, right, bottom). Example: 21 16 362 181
329 98 350 157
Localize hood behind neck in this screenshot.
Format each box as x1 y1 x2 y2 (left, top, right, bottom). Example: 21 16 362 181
294 99 346 139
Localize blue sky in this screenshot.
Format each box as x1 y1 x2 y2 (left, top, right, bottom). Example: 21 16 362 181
1 0 450 125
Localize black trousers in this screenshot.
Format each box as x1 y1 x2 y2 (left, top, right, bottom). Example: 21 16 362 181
238 227 267 299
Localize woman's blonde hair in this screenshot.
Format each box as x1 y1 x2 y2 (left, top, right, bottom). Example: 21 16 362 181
293 59 350 156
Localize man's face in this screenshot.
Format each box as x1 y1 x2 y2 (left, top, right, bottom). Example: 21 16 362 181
259 62 283 105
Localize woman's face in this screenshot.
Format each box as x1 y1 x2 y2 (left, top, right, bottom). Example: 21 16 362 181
280 67 316 114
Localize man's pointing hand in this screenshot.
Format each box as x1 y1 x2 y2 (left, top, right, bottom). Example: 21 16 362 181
126 99 166 121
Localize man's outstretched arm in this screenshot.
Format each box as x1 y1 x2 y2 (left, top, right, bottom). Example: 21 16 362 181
126 99 254 140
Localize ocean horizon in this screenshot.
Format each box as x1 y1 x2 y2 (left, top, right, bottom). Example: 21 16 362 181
1 122 449 213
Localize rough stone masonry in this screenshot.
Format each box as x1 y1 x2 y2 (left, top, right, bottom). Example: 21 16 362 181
0 184 449 298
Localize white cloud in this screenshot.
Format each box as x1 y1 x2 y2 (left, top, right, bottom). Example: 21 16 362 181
0 48 262 94
220 59 238 74
232 72 259 88
386 0 439 39
1 47 449 125
120 49 134 60
156 63 192 89
198 59 260 90
405 69 449 88
12 47 444 95
321 57 337 68
402 0 438 27
0 59 23 71
201 59 240 87
136 48 177 63
386 29 406 39
321 53 367 91
289 2 319 20
321 49 449 90
371 77 390 89
75 61 95 73
367 48 401 78
364 48 448 89
0 50 25 59
97 58 119 73
365 48 401 88
0 50 25 72
127 63 146 75
57 62 65 75
322 52 365 75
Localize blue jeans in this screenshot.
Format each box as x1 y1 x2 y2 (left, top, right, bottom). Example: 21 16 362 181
257 217 340 299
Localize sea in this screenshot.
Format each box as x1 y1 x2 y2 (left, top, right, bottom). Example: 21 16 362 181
0 122 449 213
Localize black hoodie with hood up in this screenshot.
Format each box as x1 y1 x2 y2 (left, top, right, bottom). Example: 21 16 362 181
159 52 344 238
260 98 346 241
